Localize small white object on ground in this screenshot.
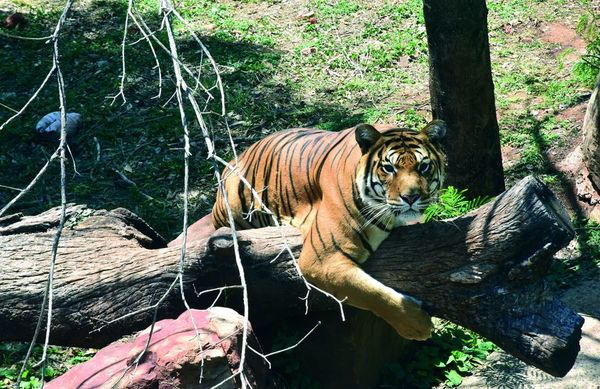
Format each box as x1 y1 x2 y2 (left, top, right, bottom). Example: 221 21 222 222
35 112 81 138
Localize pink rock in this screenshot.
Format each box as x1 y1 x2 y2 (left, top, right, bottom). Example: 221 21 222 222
47 308 274 388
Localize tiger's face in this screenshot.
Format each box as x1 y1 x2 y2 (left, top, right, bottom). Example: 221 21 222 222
355 121 447 228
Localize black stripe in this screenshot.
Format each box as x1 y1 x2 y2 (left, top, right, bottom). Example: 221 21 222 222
331 234 359 262
315 131 351 182
287 140 301 199
313 210 327 251
299 203 314 227
307 230 323 261
341 212 374 254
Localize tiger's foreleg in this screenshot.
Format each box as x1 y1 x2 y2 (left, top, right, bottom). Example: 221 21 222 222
298 249 433 340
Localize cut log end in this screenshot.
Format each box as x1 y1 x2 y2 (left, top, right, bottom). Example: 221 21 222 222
497 299 584 377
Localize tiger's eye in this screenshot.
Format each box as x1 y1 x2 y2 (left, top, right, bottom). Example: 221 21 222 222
419 161 431 175
381 164 395 174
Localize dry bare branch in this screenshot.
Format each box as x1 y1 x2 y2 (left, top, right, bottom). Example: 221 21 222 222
14 0 74 386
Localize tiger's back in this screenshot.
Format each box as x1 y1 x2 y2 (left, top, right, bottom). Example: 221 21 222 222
212 127 360 235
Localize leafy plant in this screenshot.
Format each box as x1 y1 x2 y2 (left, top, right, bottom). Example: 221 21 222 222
382 321 496 388
0 343 95 389
574 3 600 88
424 187 493 222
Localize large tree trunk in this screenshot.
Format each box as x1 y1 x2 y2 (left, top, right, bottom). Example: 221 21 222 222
423 0 505 197
582 72 600 190
0 176 582 377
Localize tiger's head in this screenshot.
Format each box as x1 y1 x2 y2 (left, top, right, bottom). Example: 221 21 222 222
354 120 447 228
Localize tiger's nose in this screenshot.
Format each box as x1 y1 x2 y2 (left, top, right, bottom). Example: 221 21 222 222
401 194 420 205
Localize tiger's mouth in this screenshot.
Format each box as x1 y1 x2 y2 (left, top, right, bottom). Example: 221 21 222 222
389 207 424 226
387 201 427 214
384 199 431 226
389 206 421 215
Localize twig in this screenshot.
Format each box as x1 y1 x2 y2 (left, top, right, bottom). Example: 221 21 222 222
93 136 101 162
193 285 244 309
0 30 53 41
15 1 74 387
110 0 133 105
248 321 321 369
0 63 56 132
0 102 18 113
127 4 163 99
0 183 23 192
103 2 231 386
161 4 205 382
0 149 59 218
129 6 216 101
159 4 250 386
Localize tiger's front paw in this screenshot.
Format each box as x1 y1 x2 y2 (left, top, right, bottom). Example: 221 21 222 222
391 297 433 341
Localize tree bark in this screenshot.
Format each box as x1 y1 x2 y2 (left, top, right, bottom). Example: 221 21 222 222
0 176 582 377
423 0 505 197
582 72 600 190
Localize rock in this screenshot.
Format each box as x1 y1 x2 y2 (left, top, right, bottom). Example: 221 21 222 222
47 308 275 388
35 111 81 142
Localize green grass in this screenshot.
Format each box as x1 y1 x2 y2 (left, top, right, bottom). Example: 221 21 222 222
500 114 576 181
547 219 600 288
573 2 600 88
314 0 360 16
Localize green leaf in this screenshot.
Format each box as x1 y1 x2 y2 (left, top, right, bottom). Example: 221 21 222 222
445 369 463 387
452 351 469 362
0 367 16 380
456 361 472 372
44 366 58 378
424 186 493 222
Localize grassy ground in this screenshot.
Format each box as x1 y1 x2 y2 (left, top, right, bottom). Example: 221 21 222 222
1 0 598 387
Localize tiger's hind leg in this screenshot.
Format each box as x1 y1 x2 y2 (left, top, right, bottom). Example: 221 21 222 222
298 250 432 340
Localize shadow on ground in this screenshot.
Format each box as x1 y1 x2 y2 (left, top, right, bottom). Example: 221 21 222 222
504 112 600 281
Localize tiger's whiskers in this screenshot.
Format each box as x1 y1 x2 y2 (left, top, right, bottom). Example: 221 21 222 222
359 203 391 232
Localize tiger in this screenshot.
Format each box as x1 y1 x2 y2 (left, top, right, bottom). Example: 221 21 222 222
211 121 447 340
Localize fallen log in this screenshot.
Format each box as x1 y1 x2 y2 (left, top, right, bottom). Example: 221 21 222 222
0 176 582 377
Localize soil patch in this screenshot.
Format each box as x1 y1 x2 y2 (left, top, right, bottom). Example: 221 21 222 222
540 22 586 51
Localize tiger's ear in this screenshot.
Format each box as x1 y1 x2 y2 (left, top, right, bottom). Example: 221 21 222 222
355 124 382 155
422 120 447 142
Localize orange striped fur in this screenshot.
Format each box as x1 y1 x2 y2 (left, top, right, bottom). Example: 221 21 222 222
213 121 447 339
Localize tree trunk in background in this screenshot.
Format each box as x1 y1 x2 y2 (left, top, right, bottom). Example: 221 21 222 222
423 0 505 197
582 72 600 190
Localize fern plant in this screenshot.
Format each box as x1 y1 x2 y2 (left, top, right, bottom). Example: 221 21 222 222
424 186 492 222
